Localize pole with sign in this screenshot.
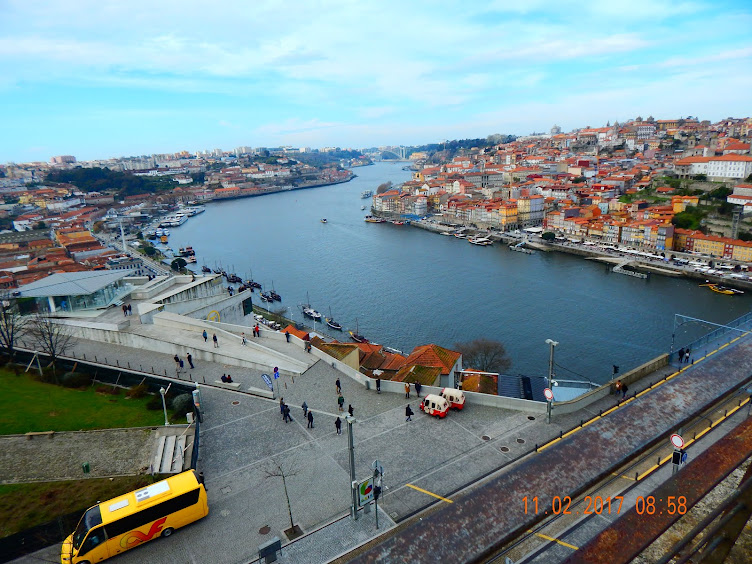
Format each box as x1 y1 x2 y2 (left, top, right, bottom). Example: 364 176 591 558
372 460 384 529
670 433 684 475
273 367 279 397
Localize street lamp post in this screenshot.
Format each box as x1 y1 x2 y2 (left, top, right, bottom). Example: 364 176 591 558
346 414 357 520
159 387 170 426
545 339 558 424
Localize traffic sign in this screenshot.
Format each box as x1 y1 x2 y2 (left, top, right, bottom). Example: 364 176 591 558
543 388 554 401
670 433 684 449
358 477 374 506
261 373 273 391
681 451 688 464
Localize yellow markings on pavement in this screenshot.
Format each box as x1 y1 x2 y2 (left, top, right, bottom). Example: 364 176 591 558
406 484 453 503
611 472 636 481
636 396 751 481
528 530 578 550
536 333 747 454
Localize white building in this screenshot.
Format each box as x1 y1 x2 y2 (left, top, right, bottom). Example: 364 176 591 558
674 155 752 180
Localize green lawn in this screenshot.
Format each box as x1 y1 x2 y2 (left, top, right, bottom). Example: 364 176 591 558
0 476 160 537
0 370 165 434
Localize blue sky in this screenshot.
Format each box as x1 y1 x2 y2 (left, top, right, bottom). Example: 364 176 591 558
1 0 751 163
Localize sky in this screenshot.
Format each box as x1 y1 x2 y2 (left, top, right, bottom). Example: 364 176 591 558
1 0 751 163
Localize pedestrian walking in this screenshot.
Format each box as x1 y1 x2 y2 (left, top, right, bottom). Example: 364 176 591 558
122 304 128 317
405 404 414 422
280 398 285 419
254 324 260 337
241 332 247 346
307 411 314 428
302 401 308 417
335 417 342 435
614 379 622 396
283 404 292 423
404 383 410 399
677 348 685 364
336 378 342 394
174 354 180 366
202 330 208 343
127 304 132 316
376 378 381 394
685 347 691 363
187 353 194 369
621 382 629 399
337 395 345 412
415 382 422 397
285 331 290 342
348 404 354 417
213 333 218 348
178 359 184 373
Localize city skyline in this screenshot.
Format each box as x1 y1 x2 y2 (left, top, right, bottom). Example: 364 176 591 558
1 0 751 163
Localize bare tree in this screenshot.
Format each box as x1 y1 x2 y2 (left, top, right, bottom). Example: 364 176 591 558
376 181 392 194
263 458 300 536
0 300 29 359
454 338 512 374
29 314 73 379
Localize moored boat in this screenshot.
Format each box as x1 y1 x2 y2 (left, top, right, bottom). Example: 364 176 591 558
349 318 368 343
364 215 386 223
700 283 744 295
202 266 211 273
326 307 342 331
361 190 373 199
468 236 493 246
321 218 328 223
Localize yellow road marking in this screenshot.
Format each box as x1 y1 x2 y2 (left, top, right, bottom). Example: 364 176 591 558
406 483 453 503
529 530 578 550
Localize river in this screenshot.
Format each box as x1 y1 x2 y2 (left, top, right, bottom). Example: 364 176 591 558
167 162 752 384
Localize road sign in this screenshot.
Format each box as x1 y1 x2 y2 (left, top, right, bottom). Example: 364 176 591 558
358 477 374 506
681 451 688 464
670 433 684 449
261 373 273 391
543 388 554 401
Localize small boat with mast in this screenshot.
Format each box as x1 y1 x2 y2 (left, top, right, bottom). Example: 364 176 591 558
269 281 281 301
301 292 322 321
349 318 368 343
326 307 342 331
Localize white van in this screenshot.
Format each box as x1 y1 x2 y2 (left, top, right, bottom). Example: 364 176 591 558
420 394 449 418
440 388 466 410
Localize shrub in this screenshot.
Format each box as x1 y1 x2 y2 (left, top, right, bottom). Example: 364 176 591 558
61 372 93 388
170 394 194 418
146 394 163 410
126 383 149 399
95 385 120 395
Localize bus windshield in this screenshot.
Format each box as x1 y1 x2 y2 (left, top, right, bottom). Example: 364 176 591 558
72 506 103 550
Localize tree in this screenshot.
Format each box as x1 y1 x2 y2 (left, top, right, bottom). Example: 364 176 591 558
34 221 47 230
0 300 29 359
454 338 512 374
29 314 73 380
143 244 157 256
171 258 187 271
376 181 392 194
542 231 556 241
263 458 301 538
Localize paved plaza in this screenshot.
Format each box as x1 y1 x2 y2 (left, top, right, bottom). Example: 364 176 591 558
12 328 684 564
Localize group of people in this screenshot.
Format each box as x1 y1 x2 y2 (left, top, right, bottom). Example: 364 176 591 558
220 373 233 383
676 347 692 364
335 378 354 417
404 382 422 398
201 330 219 348
121 303 132 316
173 353 195 373
614 379 629 399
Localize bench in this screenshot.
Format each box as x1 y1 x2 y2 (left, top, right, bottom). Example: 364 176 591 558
26 431 55 440
214 380 241 389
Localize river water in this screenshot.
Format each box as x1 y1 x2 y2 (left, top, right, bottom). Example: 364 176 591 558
167 162 752 383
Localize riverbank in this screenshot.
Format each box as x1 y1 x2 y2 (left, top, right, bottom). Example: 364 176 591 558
406 217 752 292
209 174 356 202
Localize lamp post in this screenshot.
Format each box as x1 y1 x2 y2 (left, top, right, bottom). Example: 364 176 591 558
346 414 357 520
159 387 170 426
545 339 558 424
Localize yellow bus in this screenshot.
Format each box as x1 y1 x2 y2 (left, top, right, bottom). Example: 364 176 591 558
61 470 208 564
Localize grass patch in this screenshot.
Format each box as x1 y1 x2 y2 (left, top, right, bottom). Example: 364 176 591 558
0 476 162 537
0 370 165 434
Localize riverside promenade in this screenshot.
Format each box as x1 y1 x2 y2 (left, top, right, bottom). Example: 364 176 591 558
11 313 751 564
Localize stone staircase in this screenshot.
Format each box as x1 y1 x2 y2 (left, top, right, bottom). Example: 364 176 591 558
152 429 190 474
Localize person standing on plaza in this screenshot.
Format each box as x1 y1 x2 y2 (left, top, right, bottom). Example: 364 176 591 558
241 332 247 346
122 304 128 317
415 382 422 397
348 404 354 417
285 330 290 342
280 397 285 419
376 378 381 394
685 347 691 363
302 401 308 418
178 359 184 374
335 417 342 435
677 348 685 365
405 404 414 422
621 382 629 399
336 378 342 395
307 410 314 428
127 304 132 316
187 352 194 369
404 383 410 399
283 404 292 423
213 333 219 348
337 394 345 412
203 330 208 343
614 380 622 396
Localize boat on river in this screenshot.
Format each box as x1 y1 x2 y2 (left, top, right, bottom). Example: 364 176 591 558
326 307 342 331
202 266 211 273
321 218 328 223
700 283 744 295
260 292 274 302
349 318 368 343
270 281 281 301
361 190 373 199
301 292 322 321
364 216 386 223
468 236 493 246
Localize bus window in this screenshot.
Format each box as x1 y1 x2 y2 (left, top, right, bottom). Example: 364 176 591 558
78 527 107 558
72 506 103 551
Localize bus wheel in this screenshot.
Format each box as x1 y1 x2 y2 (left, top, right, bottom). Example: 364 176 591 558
161 528 174 538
